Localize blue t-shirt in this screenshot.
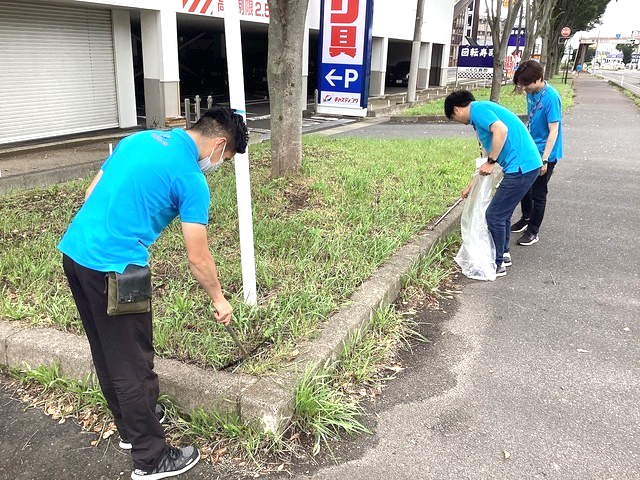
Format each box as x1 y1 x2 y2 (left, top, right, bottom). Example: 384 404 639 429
527 82 563 162
470 101 542 174
59 129 210 273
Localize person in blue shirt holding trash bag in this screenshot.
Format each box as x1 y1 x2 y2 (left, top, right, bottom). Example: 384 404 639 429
445 90 542 277
511 60 563 246
58 106 248 480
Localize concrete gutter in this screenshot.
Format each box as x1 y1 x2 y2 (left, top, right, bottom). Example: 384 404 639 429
0 205 462 434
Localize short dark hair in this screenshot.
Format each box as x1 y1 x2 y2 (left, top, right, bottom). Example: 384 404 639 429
189 106 249 154
513 60 544 87
444 90 475 119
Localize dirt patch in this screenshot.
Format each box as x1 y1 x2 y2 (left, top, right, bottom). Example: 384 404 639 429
283 183 311 213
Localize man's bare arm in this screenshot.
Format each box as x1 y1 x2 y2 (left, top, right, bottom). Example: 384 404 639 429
181 222 232 325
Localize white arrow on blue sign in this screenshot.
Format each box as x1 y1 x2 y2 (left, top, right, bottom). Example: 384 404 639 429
325 68 359 88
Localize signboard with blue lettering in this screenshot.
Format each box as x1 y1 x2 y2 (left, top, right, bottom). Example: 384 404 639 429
457 45 494 80
508 28 526 47
457 45 494 68
317 0 375 117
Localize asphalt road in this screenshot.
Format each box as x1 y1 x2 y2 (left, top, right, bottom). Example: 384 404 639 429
2 75 639 480
594 69 640 96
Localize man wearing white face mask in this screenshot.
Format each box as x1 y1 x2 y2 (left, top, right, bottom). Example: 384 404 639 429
58 106 248 480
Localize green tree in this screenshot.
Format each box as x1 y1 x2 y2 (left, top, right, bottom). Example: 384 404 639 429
522 0 560 71
484 0 525 102
267 0 310 178
616 43 634 64
547 0 609 76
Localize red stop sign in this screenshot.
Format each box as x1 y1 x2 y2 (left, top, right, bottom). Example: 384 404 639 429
561 26 571 37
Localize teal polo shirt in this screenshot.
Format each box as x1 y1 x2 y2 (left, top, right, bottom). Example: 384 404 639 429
58 129 210 273
527 82 563 162
470 101 542 174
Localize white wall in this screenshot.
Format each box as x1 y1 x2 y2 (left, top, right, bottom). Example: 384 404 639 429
307 0 453 44
59 0 454 46
422 0 455 44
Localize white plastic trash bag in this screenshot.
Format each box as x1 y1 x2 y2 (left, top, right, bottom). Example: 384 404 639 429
455 158 503 281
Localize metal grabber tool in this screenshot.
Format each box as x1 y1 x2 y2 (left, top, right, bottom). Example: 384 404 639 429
224 321 250 359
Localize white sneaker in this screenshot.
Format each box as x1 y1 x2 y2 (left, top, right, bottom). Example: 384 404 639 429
119 404 166 450
503 252 512 267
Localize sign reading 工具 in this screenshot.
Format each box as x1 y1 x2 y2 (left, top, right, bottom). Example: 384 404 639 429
317 0 375 117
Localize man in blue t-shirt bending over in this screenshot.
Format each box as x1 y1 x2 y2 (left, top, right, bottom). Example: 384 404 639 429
58 107 248 480
445 90 542 277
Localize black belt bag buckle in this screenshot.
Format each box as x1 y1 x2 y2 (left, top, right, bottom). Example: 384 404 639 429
106 264 152 316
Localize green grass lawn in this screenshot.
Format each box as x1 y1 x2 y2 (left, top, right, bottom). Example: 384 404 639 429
0 135 476 372
403 77 574 117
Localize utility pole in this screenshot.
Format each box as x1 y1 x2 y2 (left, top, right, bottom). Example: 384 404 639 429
407 0 426 102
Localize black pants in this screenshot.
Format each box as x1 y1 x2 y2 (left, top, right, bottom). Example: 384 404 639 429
520 161 556 235
62 255 165 471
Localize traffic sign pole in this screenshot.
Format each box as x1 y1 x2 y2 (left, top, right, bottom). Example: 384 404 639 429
561 26 572 84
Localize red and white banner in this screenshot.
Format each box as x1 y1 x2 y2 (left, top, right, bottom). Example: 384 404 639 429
181 0 269 19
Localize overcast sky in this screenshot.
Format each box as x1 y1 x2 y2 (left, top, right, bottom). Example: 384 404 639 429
584 0 640 38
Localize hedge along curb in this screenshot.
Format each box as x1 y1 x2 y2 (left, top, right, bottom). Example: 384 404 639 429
0 202 463 435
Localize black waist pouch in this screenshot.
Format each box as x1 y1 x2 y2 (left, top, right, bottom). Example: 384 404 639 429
106 265 152 316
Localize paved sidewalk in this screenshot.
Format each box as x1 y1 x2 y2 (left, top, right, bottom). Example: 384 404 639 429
288 77 640 479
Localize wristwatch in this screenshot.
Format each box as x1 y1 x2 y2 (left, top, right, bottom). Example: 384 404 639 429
487 157 497 164
542 159 548 165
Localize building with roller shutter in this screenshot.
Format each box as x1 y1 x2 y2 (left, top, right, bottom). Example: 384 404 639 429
0 0 455 146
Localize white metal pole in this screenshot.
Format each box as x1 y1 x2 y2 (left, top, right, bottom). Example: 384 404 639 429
223 0 257 306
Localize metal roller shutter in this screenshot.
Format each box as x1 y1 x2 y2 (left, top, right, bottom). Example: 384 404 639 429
0 1 119 145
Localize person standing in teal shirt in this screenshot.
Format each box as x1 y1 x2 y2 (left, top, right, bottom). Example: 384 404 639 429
512 60 563 245
445 90 542 277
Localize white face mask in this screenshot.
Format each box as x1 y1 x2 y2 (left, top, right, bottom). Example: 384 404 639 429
198 141 226 174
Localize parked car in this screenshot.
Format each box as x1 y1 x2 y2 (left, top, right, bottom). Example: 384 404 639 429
386 61 411 86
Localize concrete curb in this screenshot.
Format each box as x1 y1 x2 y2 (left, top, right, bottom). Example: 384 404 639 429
367 94 448 118
388 114 529 124
0 160 105 195
388 115 450 124
0 131 134 157
291 210 461 370
0 131 267 196
0 202 462 433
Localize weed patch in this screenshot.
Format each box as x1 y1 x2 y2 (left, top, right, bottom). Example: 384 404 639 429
1 136 474 371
